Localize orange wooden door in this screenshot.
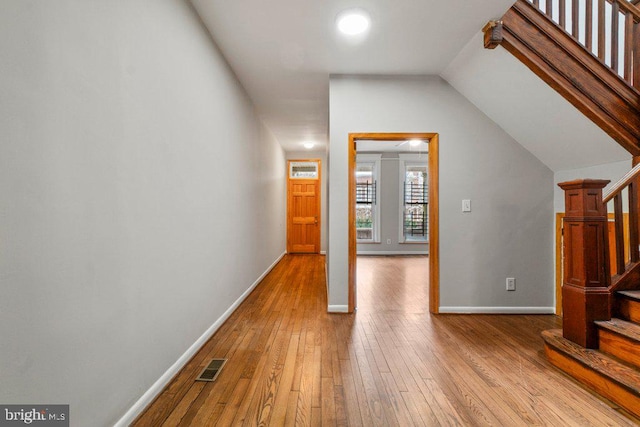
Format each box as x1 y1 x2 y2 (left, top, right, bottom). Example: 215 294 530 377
287 160 321 254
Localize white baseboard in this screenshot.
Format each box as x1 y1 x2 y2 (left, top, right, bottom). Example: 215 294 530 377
438 306 555 314
357 251 428 256
328 305 349 313
115 251 286 427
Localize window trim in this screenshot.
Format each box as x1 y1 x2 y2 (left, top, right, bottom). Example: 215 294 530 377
356 154 382 243
398 154 428 244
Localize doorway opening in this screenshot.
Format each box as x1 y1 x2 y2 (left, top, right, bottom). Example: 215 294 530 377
348 133 439 313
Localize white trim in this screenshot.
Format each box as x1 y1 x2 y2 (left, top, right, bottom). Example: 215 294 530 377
357 251 428 255
398 156 428 244
115 251 286 427
355 154 381 244
328 304 349 313
438 306 555 314
320 250 326 255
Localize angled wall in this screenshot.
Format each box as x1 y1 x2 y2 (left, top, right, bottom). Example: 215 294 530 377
0 1 286 425
443 32 630 172
329 75 554 313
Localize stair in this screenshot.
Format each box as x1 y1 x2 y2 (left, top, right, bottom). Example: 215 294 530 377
484 0 640 155
508 0 640 418
542 292 640 418
618 290 640 322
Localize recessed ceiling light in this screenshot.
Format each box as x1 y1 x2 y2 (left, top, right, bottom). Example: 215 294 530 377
409 139 422 147
304 142 315 149
336 9 370 36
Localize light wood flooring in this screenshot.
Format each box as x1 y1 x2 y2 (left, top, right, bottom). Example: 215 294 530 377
133 254 639 426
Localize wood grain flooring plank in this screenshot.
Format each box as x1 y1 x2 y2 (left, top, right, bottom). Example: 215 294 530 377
310 346 322 409
379 372 418 426
134 255 640 427
294 337 316 426
270 334 300 425
241 330 289 427
340 355 371 426
211 378 250 426
320 377 336 426
160 383 205 427
310 407 322 427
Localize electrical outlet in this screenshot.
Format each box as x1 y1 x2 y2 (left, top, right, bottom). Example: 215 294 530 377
506 278 516 291
386 239 392 244
462 199 471 212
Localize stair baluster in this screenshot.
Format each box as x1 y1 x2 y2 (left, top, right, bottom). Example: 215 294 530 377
524 0 640 87
601 162 640 289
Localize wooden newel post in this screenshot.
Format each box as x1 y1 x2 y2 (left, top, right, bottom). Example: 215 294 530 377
558 179 612 348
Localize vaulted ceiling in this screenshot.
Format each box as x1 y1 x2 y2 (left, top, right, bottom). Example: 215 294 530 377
191 0 515 151
190 0 630 171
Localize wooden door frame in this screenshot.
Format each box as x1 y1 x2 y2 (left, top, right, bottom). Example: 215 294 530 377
287 159 322 254
348 133 439 313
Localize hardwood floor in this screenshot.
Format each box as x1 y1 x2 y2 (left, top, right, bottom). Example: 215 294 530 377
133 254 639 426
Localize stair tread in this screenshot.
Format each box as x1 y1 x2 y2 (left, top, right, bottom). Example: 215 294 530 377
595 318 640 342
542 329 640 395
618 290 640 301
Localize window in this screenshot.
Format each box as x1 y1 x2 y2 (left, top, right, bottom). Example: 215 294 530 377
289 161 319 179
356 155 381 242
399 156 427 243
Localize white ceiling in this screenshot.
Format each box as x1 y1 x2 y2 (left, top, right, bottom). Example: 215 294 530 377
190 0 515 152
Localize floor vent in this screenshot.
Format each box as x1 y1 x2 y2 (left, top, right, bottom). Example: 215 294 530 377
195 358 227 382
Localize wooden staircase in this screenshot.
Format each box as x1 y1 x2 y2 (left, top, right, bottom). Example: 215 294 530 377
484 0 640 419
543 291 640 417
484 0 640 155
543 169 640 418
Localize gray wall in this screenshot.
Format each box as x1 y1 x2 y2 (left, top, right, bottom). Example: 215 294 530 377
554 159 631 212
329 75 554 313
0 1 286 425
357 154 428 254
443 32 630 171
285 151 327 253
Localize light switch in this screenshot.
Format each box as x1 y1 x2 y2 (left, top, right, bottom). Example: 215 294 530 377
462 199 471 212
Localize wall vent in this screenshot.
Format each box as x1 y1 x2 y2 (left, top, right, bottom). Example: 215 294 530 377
195 358 227 382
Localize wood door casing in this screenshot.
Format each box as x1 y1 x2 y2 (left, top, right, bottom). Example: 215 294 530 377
348 133 439 314
287 160 321 254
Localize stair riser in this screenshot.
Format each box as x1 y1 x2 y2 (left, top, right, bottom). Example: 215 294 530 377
544 343 640 418
599 329 640 370
618 299 640 323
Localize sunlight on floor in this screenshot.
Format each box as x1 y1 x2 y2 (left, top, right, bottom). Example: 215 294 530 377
356 255 429 313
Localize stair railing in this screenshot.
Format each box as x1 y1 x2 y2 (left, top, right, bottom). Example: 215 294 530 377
526 0 640 89
603 162 640 286
558 162 640 348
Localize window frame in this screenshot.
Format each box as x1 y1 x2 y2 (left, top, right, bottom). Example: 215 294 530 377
355 154 381 243
398 154 428 244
